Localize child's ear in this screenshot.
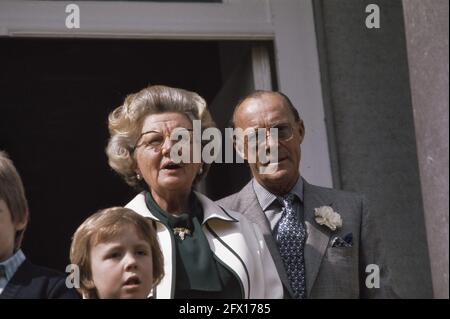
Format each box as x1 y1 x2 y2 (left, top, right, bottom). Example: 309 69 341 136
82 279 98 298
83 278 95 290
14 212 28 231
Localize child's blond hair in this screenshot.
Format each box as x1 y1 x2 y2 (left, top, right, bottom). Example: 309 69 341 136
70 207 164 298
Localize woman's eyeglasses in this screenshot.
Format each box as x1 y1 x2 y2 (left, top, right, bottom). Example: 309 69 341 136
134 128 194 152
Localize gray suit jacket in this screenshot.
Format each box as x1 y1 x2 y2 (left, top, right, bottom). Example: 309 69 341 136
216 178 397 299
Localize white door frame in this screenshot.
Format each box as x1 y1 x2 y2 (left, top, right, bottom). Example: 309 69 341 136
0 0 333 187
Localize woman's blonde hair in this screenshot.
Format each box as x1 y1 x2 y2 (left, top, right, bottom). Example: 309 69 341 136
70 207 164 299
106 85 216 189
0 151 29 251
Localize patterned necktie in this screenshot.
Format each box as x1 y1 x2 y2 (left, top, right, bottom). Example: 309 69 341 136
275 193 307 299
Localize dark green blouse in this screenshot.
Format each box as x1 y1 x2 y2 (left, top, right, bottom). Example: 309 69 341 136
145 191 242 299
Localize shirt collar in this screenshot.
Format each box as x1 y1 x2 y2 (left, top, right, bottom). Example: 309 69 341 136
0 249 26 281
252 175 304 211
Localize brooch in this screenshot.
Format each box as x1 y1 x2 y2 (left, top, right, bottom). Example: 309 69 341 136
173 227 192 240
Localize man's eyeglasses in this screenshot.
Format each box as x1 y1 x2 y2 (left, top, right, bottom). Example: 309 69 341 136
246 123 295 144
134 128 194 152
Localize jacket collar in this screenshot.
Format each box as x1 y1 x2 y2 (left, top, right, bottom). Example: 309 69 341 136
126 191 238 224
125 191 243 299
233 177 335 298
232 180 294 298
195 191 238 223
234 180 272 234
0 249 25 282
302 179 334 296
0 258 29 299
252 176 304 211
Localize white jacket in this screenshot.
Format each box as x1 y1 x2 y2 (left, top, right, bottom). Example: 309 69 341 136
126 191 283 299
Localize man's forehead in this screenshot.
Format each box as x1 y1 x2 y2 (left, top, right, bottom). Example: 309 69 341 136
244 92 284 106
236 95 290 125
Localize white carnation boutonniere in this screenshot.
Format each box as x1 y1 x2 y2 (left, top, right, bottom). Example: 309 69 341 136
314 206 342 231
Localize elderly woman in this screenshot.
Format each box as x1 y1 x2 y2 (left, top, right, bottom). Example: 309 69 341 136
106 85 282 299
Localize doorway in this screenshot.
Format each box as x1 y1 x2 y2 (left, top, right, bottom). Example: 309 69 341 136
0 37 272 270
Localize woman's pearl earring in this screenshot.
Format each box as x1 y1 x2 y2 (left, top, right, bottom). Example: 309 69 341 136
136 173 142 180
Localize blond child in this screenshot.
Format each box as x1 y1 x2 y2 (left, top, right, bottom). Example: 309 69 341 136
70 207 164 299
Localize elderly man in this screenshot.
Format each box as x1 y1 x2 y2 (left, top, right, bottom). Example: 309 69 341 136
217 91 396 299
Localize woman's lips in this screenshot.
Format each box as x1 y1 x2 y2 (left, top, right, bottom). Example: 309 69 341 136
161 161 182 170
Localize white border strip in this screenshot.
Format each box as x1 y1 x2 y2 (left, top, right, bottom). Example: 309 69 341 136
272 0 333 187
0 0 274 39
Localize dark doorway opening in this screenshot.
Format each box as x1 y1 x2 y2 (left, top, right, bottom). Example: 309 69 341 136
0 37 258 271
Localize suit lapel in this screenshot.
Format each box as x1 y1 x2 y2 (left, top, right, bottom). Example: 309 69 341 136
1 279 21 299
126 193 174 299
203 220 250 298
240 183 272 234
237 181 295 298
0 260 29 299
196 192 250 298
303 180 333 296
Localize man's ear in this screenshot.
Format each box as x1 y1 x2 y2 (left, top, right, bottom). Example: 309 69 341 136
297 119 305 144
